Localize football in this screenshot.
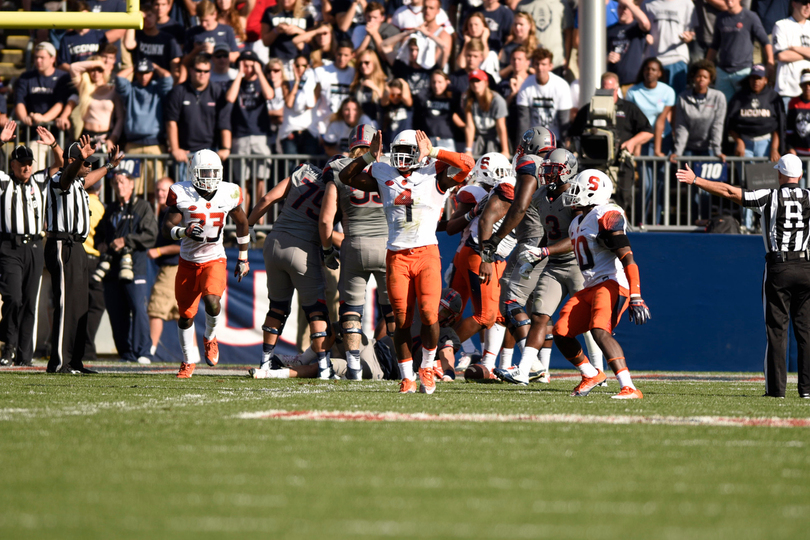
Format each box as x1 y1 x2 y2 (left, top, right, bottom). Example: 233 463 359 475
464 364 490 381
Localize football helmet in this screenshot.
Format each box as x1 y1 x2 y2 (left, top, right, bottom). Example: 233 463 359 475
349 123 376 150
438 288 463 328
541 148 578 186
189 149 223 193
562 169 613 208
471 152 512 188
512 126 557 170
390 129 420 170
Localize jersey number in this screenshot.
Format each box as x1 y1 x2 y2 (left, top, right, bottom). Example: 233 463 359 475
394 189 413 222
350 189 383 206
545 215 561 240
291 177 324 221
573 236 594 270
189 211 225 243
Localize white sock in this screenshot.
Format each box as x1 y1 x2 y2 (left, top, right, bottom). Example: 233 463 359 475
398 360 415 380
583 331 604 371
178 324 200 364
346 349 361 371
150 344 157 355
461 339 477 354
500 347 514 369
317 351 331 371
575 357 599 378
205 310 223 340
481 349 497 370
267 368 291 379
420 346 436 369
538 347 552 372
518 346 539 374
616 368 635 389
483 323 506 358
515 337 526 354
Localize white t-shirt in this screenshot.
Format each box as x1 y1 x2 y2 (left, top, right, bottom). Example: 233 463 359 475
279 68 319 139
322 114 376 152
391 5 452 32
642 0 698 66
516 72 573 136
773 16 810 98
313 61 355 133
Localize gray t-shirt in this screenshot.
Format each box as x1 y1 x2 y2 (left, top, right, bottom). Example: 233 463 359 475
472 92 508 135
515 0 574 69
643 0 698 65
324 157 389 238
273 163 324 245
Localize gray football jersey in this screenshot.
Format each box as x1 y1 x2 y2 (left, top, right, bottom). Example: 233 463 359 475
324 157 388 238
516 202 543 244
531 185 575 259
273 163 325 245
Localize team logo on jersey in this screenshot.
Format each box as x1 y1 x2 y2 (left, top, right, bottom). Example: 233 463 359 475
206 203 212 209
386 180 395 186
189 205 197 211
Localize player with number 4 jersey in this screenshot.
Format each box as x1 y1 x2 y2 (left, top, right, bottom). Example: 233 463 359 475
340 129 474 395
163 150 252 378
551 169 651 399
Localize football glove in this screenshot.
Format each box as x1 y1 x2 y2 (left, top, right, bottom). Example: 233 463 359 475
480 236 501 263
186 222 205 242
518 262 535 280
518 246 550 266
234 259 250 282
495 234 517 259
628 295 651 325
322 246 340 270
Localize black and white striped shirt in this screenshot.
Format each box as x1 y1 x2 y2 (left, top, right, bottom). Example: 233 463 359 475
46 171 91 240
0 170 49 236
743 183 810 252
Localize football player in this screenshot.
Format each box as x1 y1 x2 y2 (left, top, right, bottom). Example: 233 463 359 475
247 160 337 380
163 150 251 378
318 124 394 381
339 129 474 394
552 170 651 399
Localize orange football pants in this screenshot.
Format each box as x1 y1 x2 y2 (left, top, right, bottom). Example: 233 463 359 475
451 244 505 328
386 244 442 328
175 257 228 319
553 279 629 338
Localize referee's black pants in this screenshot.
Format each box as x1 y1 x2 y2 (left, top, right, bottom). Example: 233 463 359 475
0 239 45 365
45 238 88 373
763 259 810 397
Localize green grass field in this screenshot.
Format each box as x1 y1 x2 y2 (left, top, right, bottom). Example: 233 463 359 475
2 366 810 540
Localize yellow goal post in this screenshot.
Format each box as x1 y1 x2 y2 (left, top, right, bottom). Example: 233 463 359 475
0 0 143 29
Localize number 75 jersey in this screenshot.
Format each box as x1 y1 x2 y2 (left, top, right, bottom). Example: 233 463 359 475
568 203 629 290
167 181 243 264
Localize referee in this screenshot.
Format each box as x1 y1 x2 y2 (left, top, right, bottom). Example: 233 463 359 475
677 155 810 398
0 122 63 366
45 135 123 374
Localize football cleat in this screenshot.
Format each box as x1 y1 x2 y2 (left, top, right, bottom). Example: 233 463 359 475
346 366 363 381
529 370 550 383
611 386 644 399
204 337 219 367
597 380 609 387
493 366 529 386
176 362 195 379
399 378 417 394
432 364 445 380
418 367 436 394
571 369 607 396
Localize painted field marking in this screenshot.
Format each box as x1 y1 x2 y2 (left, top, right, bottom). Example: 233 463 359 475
236 409 810 428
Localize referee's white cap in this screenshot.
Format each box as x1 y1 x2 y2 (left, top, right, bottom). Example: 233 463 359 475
774 154 804 178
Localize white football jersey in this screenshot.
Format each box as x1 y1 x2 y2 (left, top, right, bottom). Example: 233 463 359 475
167 181 242 264
370 161 449 250
568 203 629 290
455 184 487 251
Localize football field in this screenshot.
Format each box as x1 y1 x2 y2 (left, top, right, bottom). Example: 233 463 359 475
2 365 810 540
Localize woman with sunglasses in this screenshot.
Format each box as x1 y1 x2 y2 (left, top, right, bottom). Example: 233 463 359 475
265 58 287 151
57 56 123 153
279 54 320 156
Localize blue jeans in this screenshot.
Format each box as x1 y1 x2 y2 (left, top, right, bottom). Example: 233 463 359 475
716 67 751 104
663 61 689 96
103 275 152 362
641 136 672 225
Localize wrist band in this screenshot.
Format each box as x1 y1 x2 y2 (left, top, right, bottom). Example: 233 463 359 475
156 247 162 256
170 226 186 240
464 211 474 222
428 147 440 159
464 147 473 152
362 152 374 165
238 251 248 261
50 142 58 149
236 234 250 245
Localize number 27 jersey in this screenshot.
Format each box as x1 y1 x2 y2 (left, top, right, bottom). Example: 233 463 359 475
167 181 243 264
569 203 629 290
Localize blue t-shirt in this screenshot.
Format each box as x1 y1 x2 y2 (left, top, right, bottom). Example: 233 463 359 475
607 21 647 85
260 9 313 61
184 23 239 55
131 30 182 70
476 4 514 52
57 30 108 66
231 78 270 138
709 9 770 71
625 82 677 137
14 68 70 114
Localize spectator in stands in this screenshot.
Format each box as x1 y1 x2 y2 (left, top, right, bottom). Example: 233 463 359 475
456 13 501 83
350 50 387 128
211 42 239 84
123 6 182 77
728 64 784 162
302 23 335 69
261 0 315 73
165 54 233 178
670 59 727 162
383 0 453 71
114 59 173 196
414 69 465 150
322 97 376 155
515 47 572 141
607 0 651 94
785 69 810 154
279 54 320 155
497 45 532 151
756 1 792 40
464 69 510 156
56 11 110 71
381 79 414 147
147 177 181 357
643 0 698 95
352 2 400 56
450 38 492 95
184 0 240 65
389 37 432 102
266 58 287 151
626 57 677 224
58 57 124 151
313 40 355 134
154 0 185 44
706 0 773 103
216 0 248 48
693 0 726 59
507 0 575 73
773 0 810 108
97 171 157 365
390 0 451 31
332 0 367 38
478 0 514 53
498 12 537 80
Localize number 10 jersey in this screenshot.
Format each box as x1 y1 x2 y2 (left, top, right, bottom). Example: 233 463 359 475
568 203 629 290
167 181 243 264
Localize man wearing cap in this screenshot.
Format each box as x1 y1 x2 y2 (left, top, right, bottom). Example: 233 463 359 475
114 59 173 196
210 42 238 85
0 122 63 367
677 154 810 398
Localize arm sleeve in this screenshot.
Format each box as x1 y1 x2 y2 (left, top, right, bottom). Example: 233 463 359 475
126 201 159 250
741 188 772 210
751 12 771 46
226 26 238 50
13 75 28 106
158 73 174 96
434 149 475 183
772 21 788 53
672 98 688 155
114 75 132 99
709 93 727 156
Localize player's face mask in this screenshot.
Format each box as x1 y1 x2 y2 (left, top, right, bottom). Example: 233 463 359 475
193 167 222 192
392 144 418 171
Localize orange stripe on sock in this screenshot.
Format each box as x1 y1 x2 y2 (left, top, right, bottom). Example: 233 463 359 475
615 367 628 374
608 357 625 363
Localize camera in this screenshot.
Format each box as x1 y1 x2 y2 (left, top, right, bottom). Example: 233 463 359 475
91 247 134 282
91 253 112 282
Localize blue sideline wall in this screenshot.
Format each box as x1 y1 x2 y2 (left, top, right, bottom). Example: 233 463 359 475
156 233 785 372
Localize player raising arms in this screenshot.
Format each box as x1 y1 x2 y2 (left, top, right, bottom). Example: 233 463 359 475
552 170 651 399
248 160 337 380
163 150 251 378
340 129 474 394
